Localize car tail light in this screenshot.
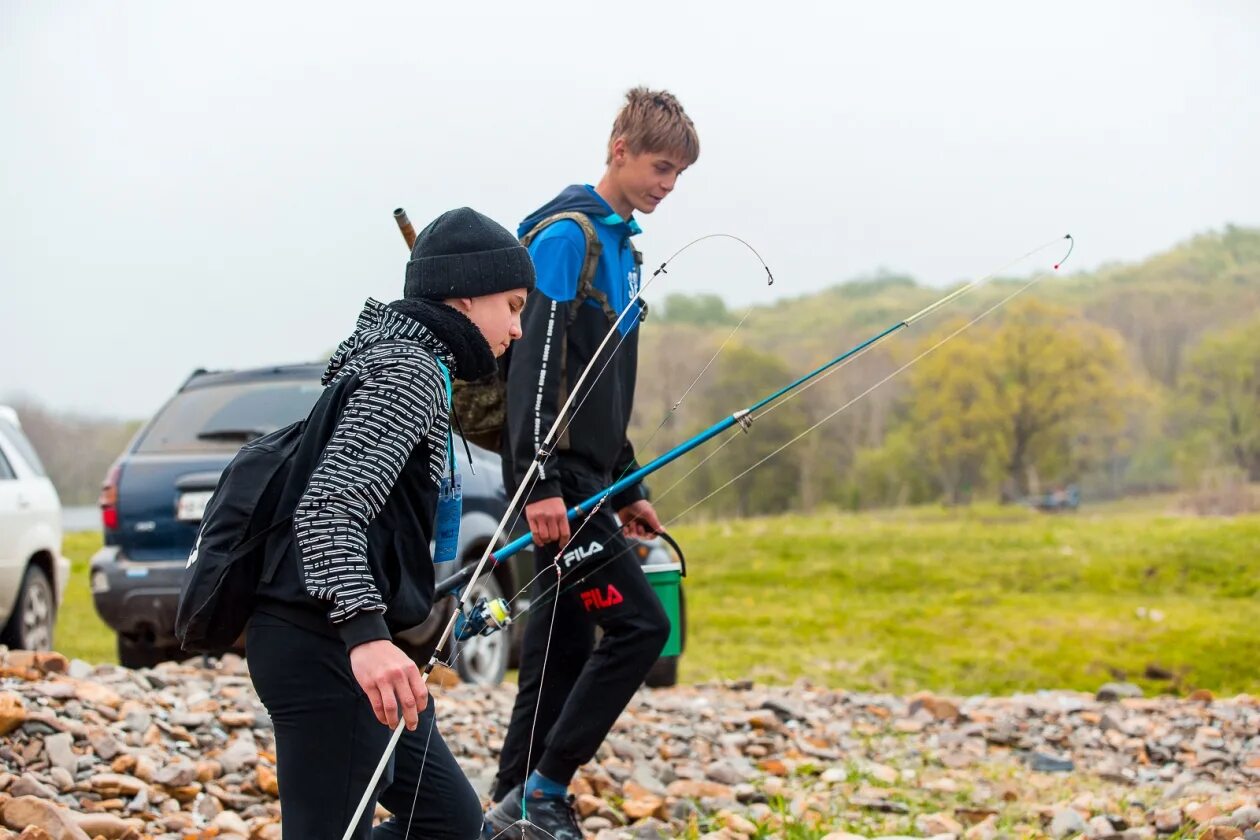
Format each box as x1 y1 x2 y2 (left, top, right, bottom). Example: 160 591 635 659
100 462 121 531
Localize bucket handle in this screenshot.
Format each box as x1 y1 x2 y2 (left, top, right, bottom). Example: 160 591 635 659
650 530 686 577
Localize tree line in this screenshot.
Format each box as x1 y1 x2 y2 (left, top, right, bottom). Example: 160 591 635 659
636 225 1260 518
7 226 1257 517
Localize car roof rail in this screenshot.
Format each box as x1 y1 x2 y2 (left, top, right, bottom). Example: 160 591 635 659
178 368 212 390
0 405 20 427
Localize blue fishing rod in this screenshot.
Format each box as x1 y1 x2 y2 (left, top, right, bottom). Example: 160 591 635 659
435 244 1059 629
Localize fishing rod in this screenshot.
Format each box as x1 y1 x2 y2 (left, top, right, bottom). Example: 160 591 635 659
361 214 1069 838
343 208 771 839
438 234 1074 640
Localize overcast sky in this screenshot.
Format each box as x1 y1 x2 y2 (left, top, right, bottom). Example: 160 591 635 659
2 0 1257 419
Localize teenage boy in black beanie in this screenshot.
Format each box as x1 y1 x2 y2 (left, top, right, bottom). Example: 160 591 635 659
245 207 533 839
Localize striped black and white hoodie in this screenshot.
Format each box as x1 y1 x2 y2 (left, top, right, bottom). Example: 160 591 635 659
254 297 496 650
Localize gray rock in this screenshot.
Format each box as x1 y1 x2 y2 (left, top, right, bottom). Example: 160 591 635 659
851 797 910 814
11 771 59 799
1028 752 1075 773
48 766 75 791
629 764 666 795
170 712 213 729
218 737 259 773
1051 806 1088 838
33 682 77 699
44 731 77 774
668 798 699 822
20 720 59 736
1096 683 1143 702
1087 816 1118 838
761 697 809 721
1231 807 1260 829
606 736 644 761
154 761 197 787
704 760 749 785
1153 808 1182 834
1104 815 1129 831
195 791 224 821
468 770 496 799
627 818 670 839
68 658 94 679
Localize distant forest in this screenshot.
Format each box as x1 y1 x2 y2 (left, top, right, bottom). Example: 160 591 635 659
8 226 1258 516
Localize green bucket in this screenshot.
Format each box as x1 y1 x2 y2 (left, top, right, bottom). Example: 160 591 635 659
643 562 683 657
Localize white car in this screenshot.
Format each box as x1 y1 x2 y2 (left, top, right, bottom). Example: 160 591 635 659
0 406 70 651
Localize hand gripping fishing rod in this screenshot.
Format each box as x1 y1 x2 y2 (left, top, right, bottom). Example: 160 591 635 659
433 234 1074 603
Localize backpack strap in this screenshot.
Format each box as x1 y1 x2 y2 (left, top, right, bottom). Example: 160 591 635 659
520 211 619 326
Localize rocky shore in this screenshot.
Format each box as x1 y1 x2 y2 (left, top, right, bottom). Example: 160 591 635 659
1 650 1257 840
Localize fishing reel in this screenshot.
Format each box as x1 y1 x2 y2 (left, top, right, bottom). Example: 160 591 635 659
454 596 512 641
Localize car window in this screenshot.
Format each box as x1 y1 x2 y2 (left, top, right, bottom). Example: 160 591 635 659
0 447 14 480
0 417 46 477
135 378 324 454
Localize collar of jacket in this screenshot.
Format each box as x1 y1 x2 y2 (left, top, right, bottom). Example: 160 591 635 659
323 297 497 385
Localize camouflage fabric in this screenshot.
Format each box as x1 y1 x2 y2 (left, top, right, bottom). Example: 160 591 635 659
452 372 506 452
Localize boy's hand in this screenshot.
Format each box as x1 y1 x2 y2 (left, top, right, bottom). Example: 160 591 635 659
618 500 663 540
526 497 571 547
349 639 429 729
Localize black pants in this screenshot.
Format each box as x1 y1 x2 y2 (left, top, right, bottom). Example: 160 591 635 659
490 469 671 801
247 613 482 840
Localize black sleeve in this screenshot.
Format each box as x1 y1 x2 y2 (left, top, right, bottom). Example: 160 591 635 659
609 439 647 510
506 287 570 504
292 351 444 651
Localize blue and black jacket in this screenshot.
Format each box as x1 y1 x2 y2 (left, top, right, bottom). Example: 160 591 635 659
504 184 647 509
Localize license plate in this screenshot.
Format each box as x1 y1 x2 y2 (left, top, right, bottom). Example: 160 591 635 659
176 491 213 522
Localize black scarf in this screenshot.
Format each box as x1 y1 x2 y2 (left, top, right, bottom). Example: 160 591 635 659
387 298 497 382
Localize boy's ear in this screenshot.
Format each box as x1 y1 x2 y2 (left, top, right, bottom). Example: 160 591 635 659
610 136 628 165
445 296 473 313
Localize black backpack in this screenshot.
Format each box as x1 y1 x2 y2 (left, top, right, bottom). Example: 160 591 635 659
174 418 309 652
451 212 642 452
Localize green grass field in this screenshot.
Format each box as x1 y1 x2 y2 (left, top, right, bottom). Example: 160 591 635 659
55 531 117 664
673 504 1260 695
55 502 1260 696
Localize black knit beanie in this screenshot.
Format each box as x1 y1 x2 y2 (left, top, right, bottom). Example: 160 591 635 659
404 207 536 300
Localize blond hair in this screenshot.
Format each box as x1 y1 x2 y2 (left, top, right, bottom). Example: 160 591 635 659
607 87 700 166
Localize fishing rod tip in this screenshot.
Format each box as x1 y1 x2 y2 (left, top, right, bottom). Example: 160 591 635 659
765 268 775 286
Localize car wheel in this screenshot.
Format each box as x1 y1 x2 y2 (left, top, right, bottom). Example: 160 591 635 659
2 564 56 651
454 570 510 686
116 635 179 670
643 587 685 689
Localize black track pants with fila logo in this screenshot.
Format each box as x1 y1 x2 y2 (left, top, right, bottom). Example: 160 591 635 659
491 467 671 800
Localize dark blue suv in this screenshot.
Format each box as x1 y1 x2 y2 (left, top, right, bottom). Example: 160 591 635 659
90 362 684 685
